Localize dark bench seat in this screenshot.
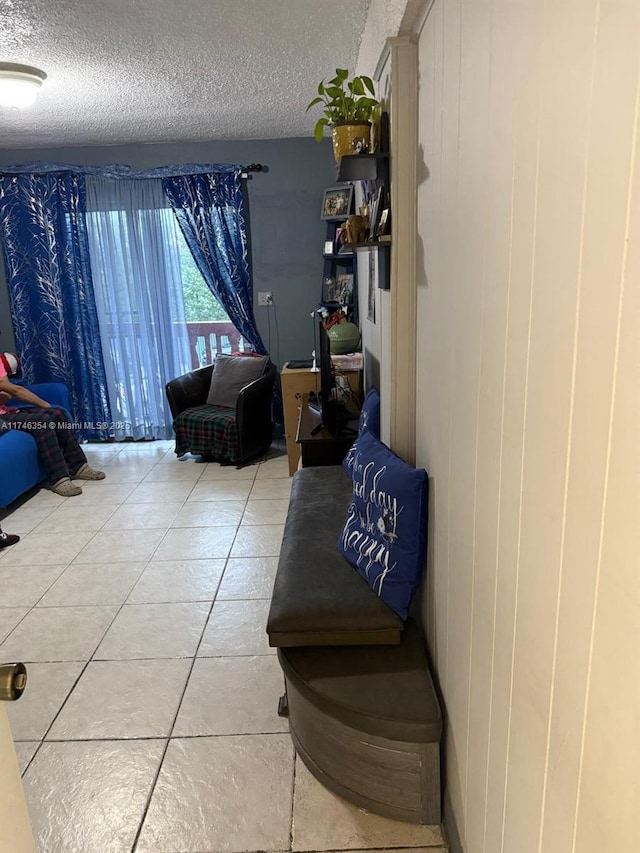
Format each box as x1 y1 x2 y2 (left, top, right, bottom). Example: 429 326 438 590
267 465 442 825
267 466 404 647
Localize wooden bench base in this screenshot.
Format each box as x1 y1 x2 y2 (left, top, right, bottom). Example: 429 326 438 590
282 669 441 824
277 630 442 825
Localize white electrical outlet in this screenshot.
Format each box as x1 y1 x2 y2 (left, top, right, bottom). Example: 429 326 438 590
258 292 273 306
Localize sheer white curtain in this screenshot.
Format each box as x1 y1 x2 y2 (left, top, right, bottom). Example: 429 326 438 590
86 177 192 439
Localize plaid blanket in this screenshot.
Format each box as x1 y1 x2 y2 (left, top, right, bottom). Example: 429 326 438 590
174 405 239 463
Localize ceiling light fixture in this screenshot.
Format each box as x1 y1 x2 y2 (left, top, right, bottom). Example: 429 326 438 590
0 63 47 109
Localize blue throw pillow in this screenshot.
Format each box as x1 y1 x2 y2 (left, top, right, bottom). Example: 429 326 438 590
338 430 428 620
359 387 380 438
343 386 380 474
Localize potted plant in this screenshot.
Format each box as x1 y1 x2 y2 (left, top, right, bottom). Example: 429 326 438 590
306 68 380 162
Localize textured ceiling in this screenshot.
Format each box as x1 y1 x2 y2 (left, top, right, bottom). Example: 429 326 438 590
0 0 371 149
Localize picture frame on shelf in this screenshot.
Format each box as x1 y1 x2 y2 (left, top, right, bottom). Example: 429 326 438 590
335 224 352 254
323 240 334 255
321 185 354 219
323 276 339 303
376 208 390 237
336 272 354 305
367 186 383 240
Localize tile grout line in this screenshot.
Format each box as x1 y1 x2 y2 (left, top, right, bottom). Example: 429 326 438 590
31 595 275 609
35 729 290 744
289 750 298 852
129 461 260 853
6 651 278 664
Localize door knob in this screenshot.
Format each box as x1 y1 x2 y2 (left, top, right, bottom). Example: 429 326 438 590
0 663 27 701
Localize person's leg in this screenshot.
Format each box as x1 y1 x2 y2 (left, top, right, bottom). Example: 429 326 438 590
0 410 81 495
31 407 105 481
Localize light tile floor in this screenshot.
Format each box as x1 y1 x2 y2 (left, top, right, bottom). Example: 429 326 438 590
0 439 447 853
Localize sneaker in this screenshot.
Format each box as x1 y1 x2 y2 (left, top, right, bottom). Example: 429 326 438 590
0 528 20 548
73 463 106 481
51 478 83 497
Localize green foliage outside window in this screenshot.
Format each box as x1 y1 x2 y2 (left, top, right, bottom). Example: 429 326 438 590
178 240 229 323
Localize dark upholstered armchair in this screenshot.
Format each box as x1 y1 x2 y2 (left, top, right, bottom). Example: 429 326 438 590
166 361 277 464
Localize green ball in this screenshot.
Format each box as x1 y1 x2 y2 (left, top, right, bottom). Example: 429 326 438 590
327 322 361 354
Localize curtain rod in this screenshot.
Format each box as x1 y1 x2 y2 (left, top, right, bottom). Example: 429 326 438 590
0 163 268 179
241 163 268 175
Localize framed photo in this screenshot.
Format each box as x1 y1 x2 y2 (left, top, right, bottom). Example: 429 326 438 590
323 240 334 255
367 186 383 239
335 224 352 254
336 272 354 305
376 208 390 237
321 186 354 219
323 276 338 302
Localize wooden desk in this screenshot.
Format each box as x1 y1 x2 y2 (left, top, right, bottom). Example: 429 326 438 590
296 394 359 468
281 364 362 475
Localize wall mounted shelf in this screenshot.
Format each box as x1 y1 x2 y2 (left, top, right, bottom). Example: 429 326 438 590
333 148 392 292
336 153 390 183
320 196 357 318
349 240 391 250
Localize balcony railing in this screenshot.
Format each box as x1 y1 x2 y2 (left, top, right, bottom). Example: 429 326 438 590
101 319 246 380
186 321 247 369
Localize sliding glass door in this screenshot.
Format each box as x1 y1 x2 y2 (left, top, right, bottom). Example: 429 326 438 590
86 177 192 439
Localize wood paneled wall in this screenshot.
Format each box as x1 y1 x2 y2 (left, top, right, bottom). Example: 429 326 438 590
415 2 639 850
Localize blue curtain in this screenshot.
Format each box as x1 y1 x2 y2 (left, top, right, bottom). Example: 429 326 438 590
162 172 267 355
0 171 111 439
85 178 192 440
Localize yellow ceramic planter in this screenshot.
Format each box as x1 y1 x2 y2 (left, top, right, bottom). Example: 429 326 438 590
331 121 372 162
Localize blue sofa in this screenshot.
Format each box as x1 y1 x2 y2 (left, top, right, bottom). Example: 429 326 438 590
0 383 71 510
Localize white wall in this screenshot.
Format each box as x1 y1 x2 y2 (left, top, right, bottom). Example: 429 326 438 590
415 1 639 851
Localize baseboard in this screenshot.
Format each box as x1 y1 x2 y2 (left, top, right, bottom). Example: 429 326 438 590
442 786 464 853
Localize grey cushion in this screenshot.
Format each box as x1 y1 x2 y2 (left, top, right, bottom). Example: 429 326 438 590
278 618 441 743
267 466 404 647
206 355 269 408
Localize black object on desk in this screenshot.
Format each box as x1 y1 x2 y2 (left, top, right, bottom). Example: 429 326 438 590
286 359 315 369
